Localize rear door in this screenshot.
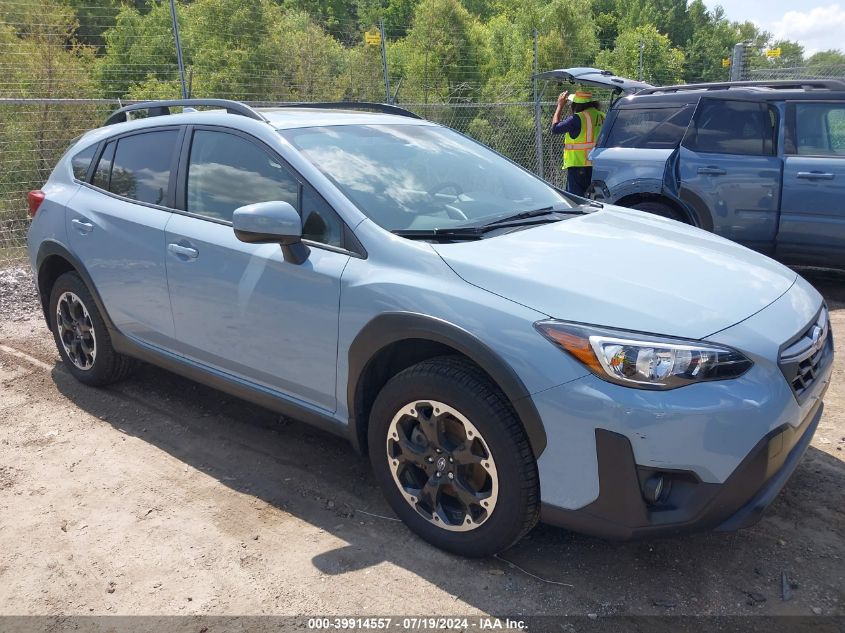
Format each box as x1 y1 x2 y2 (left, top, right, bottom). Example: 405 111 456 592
66 128 182 346
779 100 845 267
677 98 782 250
164 126 350 412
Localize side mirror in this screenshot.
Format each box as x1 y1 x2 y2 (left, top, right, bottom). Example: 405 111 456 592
233 200 310 265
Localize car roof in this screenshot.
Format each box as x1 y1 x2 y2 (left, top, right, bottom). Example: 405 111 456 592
257 107 436 129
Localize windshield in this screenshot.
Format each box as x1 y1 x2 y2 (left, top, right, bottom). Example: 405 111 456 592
280 124 571 231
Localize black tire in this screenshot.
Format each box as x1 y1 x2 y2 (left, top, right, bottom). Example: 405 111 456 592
368 356 539 557
48 271 136 386
631 200 688 223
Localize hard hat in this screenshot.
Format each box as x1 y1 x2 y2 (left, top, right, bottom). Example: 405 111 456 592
570 90 594 104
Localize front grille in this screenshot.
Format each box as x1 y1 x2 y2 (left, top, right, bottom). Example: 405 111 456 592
779 306 832 401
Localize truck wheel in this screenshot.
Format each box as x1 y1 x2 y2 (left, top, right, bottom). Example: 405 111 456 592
49 271 136 386
631 200 688 223
368 356 539 557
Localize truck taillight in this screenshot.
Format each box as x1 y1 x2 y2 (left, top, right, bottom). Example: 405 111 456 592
27 190 45 218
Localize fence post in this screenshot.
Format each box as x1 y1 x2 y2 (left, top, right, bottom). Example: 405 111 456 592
532 29 544 180
730 42 746 82
379 18 391 104
168 0 188 99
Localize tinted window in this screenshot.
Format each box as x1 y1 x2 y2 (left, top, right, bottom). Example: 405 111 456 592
71 144 97 181
280 124 570 232
684 99 775 156
301 186 344 247
605 105 693 149
795 103 845 156
187 130 299 223
92 141 115 190
109 130 178 205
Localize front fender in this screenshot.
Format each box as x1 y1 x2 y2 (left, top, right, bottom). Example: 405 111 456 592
347 312 548 459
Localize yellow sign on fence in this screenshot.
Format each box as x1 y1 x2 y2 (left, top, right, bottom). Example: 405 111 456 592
765 47 782 58
364 28 381 46
722 58 731 68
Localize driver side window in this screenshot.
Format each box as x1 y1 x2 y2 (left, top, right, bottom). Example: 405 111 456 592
186 129 346 247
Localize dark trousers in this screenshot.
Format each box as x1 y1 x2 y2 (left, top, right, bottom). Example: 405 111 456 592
565 166 592 197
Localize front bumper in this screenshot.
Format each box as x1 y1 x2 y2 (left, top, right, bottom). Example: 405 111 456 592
540 393 825 539
534 275 832 539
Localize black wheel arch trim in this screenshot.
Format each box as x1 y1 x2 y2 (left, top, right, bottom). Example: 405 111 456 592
35 240 118 333
347 312 548 458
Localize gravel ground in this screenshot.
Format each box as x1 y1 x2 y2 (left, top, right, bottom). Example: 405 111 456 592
0 265 39 321
0 265 843 618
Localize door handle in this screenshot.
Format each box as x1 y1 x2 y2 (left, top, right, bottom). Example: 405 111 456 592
796 171 835 180
697 166 726 176
71 218 94 233
167 243 199 259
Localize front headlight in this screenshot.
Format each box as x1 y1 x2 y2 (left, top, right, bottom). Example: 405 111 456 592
535 320 752 390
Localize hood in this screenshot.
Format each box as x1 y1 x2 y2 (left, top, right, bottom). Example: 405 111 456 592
431 208 797 340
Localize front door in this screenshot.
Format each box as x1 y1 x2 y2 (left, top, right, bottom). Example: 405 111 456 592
678 98 782 250
164 127 350 412
779 101 845 268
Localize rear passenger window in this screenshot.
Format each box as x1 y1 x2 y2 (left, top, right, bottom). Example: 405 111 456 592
683 99 776 156
186 130 299 223
71 144 96 181
109 130 179 205
604 105 694 149
795 103 845 156
92 141 115 190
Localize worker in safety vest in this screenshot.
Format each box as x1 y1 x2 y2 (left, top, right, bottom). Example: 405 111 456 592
551 90 605 197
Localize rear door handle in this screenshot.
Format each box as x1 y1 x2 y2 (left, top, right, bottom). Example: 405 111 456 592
71 218 94 233
167 243 199 259
796 171 835 180
697 166 726 176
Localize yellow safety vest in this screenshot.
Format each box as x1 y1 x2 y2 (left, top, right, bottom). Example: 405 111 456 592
563 108 605 169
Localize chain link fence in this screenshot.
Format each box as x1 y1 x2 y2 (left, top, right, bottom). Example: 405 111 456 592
748 65 845 81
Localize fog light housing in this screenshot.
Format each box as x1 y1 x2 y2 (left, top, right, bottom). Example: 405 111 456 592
643 474 666 505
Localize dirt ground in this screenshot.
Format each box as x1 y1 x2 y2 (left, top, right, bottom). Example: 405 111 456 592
0 267 843 619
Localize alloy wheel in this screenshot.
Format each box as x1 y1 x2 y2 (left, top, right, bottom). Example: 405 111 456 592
386 400 498 531
56 291 97 371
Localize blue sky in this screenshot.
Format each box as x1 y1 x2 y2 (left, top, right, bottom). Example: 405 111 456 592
704 1 845 55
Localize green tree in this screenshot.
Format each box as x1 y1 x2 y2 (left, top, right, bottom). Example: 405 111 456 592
0 0 97 253
806 50 845 77
596 23 684 85
392 0 489 104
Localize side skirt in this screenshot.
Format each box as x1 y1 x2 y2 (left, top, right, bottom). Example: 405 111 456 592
110 331 353 445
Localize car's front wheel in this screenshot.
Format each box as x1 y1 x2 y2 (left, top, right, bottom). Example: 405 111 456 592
49 271 136 386
368 356 539 556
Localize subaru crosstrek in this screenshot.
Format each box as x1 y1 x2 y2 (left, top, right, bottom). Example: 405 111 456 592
26 99 833 556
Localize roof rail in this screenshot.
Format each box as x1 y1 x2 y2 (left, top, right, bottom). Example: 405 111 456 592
260 101 423 119
104 99 267 126
637 79 845 95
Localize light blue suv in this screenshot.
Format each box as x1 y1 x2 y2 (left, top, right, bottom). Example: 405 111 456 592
27 99 833 556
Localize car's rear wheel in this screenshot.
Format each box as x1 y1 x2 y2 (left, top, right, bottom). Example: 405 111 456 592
49 271 136 386
631 200 688 223
368 356 539 557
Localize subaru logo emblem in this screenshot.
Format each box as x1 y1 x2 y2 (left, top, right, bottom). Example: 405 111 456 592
811 325 823 353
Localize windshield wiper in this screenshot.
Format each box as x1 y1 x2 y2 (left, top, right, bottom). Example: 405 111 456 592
482 204 594 229
392 204 597 241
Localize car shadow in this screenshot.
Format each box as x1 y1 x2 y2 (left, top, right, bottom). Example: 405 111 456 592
51 355 845 616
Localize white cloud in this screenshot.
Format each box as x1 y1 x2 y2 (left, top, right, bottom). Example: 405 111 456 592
772 3 845 56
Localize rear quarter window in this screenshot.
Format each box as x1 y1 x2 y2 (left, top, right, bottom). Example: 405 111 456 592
604 105 694 149
71 144 97 181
